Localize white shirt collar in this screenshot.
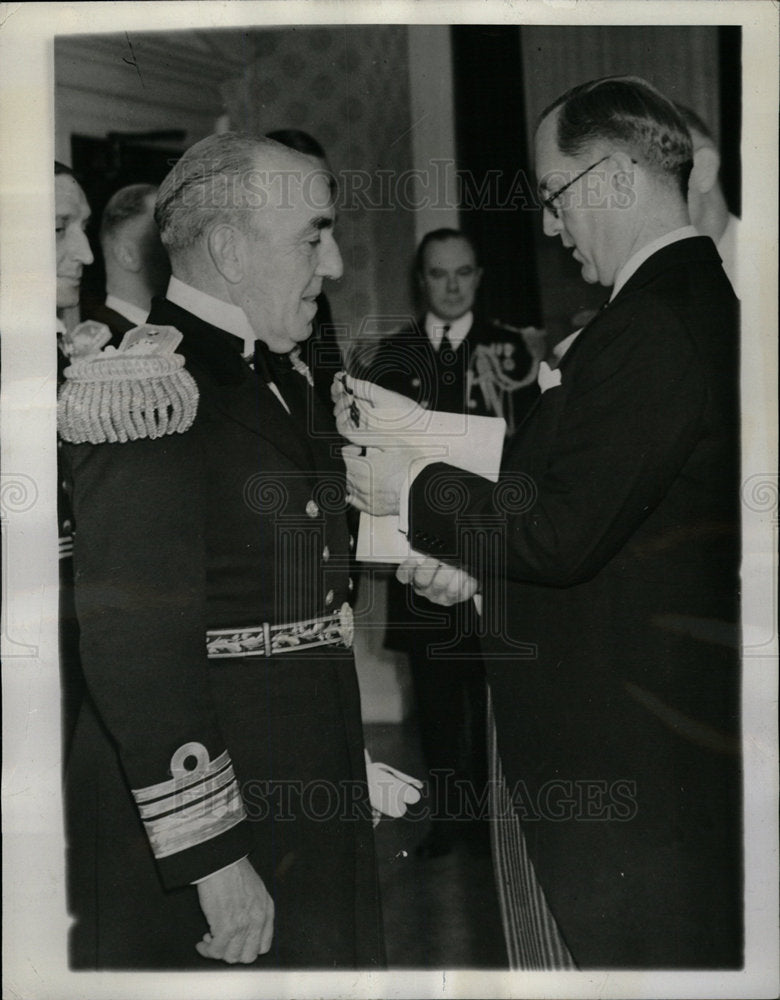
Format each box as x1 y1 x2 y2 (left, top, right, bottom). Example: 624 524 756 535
715 214 739 297
553 328 582 361
166 276 256 357
553 226 698 363
424 310 473 350
105 295 148 328
611 226 699 301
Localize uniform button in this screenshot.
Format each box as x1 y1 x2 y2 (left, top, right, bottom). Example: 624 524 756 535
325 589 334 606
411 377 421 388
322 546 330 562
305 500 320 518
420 399 430 408
62 519 72 533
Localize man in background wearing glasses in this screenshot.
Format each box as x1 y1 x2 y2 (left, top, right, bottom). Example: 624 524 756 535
337 76 741 970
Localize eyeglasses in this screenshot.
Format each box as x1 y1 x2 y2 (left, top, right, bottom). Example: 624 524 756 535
540 155 611 220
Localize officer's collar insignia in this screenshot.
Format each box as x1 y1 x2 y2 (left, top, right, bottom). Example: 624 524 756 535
58 323 199 444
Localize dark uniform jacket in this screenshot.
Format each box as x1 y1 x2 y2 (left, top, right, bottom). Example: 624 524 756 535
80 298 136 346
406 238 742 968
63 297 383 969
57 337 84 762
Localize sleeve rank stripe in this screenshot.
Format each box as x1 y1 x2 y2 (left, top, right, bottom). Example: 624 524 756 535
143 782 246 860
132 749 232 803
137 763 238 820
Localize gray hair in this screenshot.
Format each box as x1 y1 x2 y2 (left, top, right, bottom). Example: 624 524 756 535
155 132 291 256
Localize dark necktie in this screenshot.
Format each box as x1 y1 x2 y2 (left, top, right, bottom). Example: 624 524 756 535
253 341 312 419
439 323 452 352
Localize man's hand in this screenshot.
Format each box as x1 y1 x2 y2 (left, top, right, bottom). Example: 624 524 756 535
397 554 479 606
333 372 427 446
343 443 425 517
195 857 274 964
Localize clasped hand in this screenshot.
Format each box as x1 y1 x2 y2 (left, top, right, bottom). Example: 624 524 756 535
397 554 479 606
332 373 427 517
196 856 274 964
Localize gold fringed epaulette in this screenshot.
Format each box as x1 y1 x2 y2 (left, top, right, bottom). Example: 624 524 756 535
57 323 199 445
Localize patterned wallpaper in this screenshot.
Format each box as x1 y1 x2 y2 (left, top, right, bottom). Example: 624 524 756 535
221 26 418 357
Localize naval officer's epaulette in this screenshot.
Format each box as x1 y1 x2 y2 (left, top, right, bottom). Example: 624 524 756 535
58 322 199 445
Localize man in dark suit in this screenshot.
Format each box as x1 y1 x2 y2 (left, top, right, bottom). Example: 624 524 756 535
82 183 170 343
338 77 741 969
357 229 542 858
61 134 383 969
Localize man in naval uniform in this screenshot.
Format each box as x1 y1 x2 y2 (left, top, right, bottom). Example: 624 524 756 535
60 134 384 969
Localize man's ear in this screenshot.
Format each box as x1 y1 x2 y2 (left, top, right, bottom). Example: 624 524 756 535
208 223 244 284
114 238 141 273
607 150 639 202
689 145 721 195
609 149 634 173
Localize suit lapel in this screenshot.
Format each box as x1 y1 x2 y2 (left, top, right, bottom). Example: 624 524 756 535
511 237 720 452
510 301 606 440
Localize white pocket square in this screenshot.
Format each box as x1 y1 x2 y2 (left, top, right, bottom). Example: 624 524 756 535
537 360 562 393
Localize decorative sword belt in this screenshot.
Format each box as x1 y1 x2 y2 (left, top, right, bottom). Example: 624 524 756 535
205 602 354 659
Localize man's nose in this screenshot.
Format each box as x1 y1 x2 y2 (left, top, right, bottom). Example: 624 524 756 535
70 227 94 266
317 232 343 281
446 272 459 292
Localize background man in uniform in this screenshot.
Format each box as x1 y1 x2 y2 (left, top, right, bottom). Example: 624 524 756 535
361 228 543 433
338 77 741 969
357 229 543 858
61 133 384 969
82 182 170 340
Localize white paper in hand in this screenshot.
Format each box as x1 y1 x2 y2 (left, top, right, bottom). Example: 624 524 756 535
354 390 506 562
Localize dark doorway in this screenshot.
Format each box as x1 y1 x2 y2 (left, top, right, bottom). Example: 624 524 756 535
451 26 541 328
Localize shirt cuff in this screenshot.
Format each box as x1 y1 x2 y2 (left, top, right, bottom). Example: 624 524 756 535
398 456 439 535
191 855 248 885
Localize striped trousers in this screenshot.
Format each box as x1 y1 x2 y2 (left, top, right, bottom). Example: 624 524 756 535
488 688 577 970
